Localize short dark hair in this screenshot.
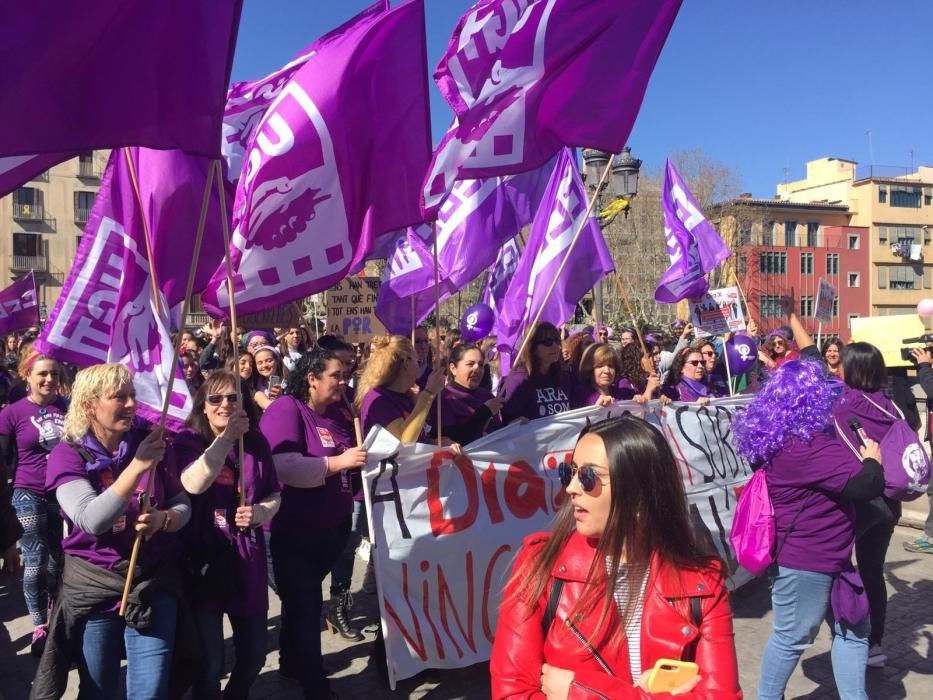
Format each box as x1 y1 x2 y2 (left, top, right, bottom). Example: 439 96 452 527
283 349 340 404
841 341 887 393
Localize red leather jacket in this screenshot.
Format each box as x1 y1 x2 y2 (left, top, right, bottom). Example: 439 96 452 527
490 532 742 700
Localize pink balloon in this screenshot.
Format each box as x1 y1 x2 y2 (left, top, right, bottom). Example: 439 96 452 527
917 299 933 316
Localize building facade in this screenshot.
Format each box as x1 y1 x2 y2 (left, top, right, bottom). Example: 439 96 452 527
0 151 108 318
710 196 870 342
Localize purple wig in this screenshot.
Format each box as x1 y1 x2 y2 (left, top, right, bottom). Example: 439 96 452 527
732 360 837 464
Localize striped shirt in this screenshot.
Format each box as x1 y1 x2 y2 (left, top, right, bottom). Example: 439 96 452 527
607 560 650 682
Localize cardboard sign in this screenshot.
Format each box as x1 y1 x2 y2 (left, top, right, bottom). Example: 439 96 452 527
814 278 836 324
362 397 755 687
851 314 926 368
326 276 386 342
239 302 302 329
689 286 746 337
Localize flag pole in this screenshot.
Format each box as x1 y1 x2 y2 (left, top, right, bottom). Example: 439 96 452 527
431 223 443 447
119 151 215 616
213 160 247 509
611 272 650 361
511 158 614 365
122 149 163 318
722 333 735 397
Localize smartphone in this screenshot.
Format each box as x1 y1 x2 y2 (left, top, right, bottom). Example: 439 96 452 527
646 659 699 693
269 375 282 392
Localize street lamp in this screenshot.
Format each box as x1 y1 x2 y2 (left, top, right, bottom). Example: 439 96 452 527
582 148 612 190
611 146 641 199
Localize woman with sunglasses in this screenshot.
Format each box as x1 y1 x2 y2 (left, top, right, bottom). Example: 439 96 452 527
259 350 367 698
692 340 730 397
491 415 741 699
501 322 575 424
174 372 281 699
0 346 67 656
733 360 883 700
759 329 798 371
661 349 713 404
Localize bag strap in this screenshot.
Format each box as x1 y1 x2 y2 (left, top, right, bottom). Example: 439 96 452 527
682 596 703 662
863 394 902 421
773 492 812 561
833 416 862 461
542 577 565 637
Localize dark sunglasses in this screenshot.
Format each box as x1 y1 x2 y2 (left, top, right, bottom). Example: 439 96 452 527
536 337 561 347
206 392 239 405
701 350 716 357
558 462 601 492
685 359 703 367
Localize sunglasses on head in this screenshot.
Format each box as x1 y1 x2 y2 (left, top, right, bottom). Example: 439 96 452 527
685 359 703 367
558 462 602 492
537 337 561 347
206 392 239 405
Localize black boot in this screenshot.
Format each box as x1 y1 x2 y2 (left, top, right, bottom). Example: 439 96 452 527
326 589 364 642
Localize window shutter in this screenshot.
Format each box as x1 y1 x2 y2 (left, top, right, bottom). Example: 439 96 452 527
878 267 887 288
925 268 932 289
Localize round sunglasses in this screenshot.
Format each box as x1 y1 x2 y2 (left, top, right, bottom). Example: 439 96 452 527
557 462 607 492
206 392 239 406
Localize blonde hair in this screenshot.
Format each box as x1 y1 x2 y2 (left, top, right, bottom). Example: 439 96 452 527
17 342 57 382
355 335 414 410
63 363 133 443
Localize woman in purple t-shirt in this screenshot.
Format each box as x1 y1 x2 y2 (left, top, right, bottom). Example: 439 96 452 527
175 371 281 699
733 360 884 700
660 348 713 405
252 346 285 412
500 322 575 424
0 346 67 655
571 343 634 408
431 343 502 444
39 364 191 700
259 350 367 698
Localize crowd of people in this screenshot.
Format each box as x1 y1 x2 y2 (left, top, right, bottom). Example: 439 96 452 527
0 305 930 699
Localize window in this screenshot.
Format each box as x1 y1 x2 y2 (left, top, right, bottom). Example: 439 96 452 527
737 253 747 275
878 226 888 244
890 185 921 208
806 222 820 247
879 186 887 204
12 187 42 220
848 313 859 328
925 188 932 206
882 225 928 246
74 191 95 224
78 151 98 178
737 222 753 246
13 233 41 256
848 272 860 287
784 220 798 246
759 251 787 274
887 266 921 290
75 236 83 252
832 297 839 318
826 253 839 275
799 296 814 317
760 295 782 318
800 252 813 275
848 234 860 250
761 221 775 246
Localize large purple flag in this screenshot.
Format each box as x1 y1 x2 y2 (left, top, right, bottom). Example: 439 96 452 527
496 149 615 357
483 237 522 317
422 0 682 217
655 159 731 303
375 158 554 334
0 272 40 336
36 156 192 431
0 2 242 197
0 155 73 199
200 0 431 318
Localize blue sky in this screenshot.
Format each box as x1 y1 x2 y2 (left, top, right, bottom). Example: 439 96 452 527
230 0 933 198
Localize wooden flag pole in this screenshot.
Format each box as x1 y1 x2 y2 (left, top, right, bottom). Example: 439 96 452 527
431 223 443 447
123 148 163 317
344 393 364 447
511 158 614 365
611 272 650 361
119 151 215 616
213 160 247 508
722 333 735 397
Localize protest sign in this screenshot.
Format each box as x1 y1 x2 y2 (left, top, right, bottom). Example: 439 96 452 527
851 315 924 368
0 271 39 335
689 286 745 337
239 303 302 330
362 397 754 687
326 276 386 342
814 278 836 324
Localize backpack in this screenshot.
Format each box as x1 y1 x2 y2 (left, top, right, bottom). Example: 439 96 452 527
729 469 809 576
834 396 931 501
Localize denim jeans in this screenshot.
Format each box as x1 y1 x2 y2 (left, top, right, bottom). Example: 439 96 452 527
758 566 869 700
271 517 350 697
77 592 177 700
192 607 267 700
329 499 368 592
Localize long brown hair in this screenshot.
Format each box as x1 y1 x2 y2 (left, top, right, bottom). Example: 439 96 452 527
507 415 717 647
515 322 562 377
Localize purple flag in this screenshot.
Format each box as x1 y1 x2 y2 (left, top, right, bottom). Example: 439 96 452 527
422 0 682 217
375 158 555 334
0 155 73 199
0 272 40 335
200 0 431 318
496 149 615 357
655 159 731 303
36 156 192 431
483 237 522 317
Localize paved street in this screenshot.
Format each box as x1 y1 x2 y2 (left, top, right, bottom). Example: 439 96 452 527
1 526 931 699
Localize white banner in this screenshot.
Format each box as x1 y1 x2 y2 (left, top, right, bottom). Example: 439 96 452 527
362 397 755 687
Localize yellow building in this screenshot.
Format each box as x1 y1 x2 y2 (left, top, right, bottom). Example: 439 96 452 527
778 157 933 318
0 151 109 318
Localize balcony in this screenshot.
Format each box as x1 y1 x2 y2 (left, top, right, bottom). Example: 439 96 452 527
31 171 49 182
78 160 100 179
13 202 44 221
74 207 91 225
11 255 48 273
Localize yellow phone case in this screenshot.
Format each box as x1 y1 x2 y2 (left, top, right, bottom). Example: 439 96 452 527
645 658 699 693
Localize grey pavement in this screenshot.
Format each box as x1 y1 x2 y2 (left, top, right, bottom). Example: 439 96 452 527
1 526 931 699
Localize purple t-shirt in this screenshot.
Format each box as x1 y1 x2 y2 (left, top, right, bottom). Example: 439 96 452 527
572 383 636 409
832 385 900 449
260 396 354 533
360 387 428 439
766 431 863 573
500 367 574 423
433 383 501 443
662 377 710 402
174 429 280 616
45 428 183 572
0 397 67 492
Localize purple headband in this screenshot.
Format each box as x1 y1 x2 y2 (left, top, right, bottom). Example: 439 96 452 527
245 330 274 347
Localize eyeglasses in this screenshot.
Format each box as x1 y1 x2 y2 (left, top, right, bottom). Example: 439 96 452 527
685 360 703 367
206 393 239 405
701 351 716 357
537 337 561 347
558 462 605 492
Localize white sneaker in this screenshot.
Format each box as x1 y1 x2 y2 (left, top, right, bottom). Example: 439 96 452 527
867 644 886 668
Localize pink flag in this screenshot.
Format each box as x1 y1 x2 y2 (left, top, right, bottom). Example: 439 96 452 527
422 0 682 218
0 272 40 336
36 156 192 431
201 0 431 317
